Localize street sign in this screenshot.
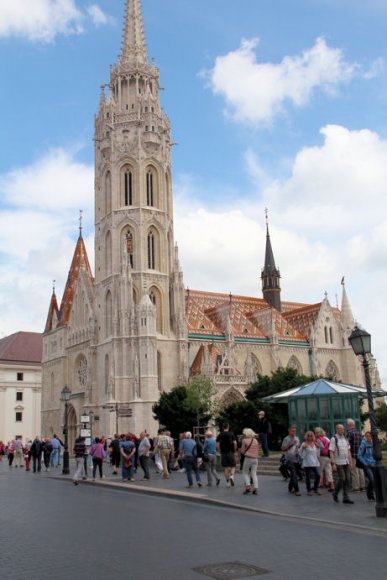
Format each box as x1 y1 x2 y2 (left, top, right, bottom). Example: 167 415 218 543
81 429 91 437
81 415 90 423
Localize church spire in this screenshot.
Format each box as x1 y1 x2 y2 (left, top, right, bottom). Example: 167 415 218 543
261 209 281 312
121 0 147 65
340 277 355 332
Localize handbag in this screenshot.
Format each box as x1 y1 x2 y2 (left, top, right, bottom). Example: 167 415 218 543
202 453 210 462
355 458 363 469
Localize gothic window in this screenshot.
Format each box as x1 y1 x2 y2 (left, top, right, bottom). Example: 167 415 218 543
220 388 244 409
76 355 88 388
125 229 134 268
146 166 158 207
105 291 113 337
329 327 334 344
124 170 132 205
326 360 340 381
149 285 162 333
105 231 112 276
324 326 328 344
105 171 111 214
287 355 302 374
148 230 155 269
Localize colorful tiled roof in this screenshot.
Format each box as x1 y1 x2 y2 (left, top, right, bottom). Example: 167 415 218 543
186 289 309 342
57 235 93 327
191 343 221 375
0 332 42 364
44 291 59 333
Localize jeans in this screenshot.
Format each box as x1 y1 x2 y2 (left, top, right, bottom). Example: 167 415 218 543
185 456 201 486
304 466 320 492
259 433 269 457
92 457 103 478
362 465 375 499
242 457 259 490
286 461 299 493
43 454 50 470
50 448 59 467
139 455 150 479
204 454 219 485
335 464 351 498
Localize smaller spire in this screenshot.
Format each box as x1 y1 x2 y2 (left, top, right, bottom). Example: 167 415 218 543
79 209 83 238
261 211 281 311
340 277 355 331
121 0 147 65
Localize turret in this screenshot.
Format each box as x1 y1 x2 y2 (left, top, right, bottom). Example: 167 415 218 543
261 211 281 312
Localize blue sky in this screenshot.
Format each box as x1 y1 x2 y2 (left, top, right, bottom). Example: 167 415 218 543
1 0 387 385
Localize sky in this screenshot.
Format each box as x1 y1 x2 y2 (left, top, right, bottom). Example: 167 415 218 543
0 0 387 384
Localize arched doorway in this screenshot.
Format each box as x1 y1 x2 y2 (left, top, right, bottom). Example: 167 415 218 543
67 405 77 455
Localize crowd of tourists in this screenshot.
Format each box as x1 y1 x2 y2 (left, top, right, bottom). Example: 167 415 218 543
0 415 377 503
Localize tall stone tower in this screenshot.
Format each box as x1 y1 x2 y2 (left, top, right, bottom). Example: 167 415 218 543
93 0 188 433
261 214 281 312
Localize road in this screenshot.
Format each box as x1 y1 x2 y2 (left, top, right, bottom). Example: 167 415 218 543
0 465 385 580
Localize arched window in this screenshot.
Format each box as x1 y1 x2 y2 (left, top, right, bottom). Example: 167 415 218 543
125 229 134 268
121 164 134 206
146 170 154 206
149 286 162 333
329 327 334 344
105 231 112 276
287 355 302 374
105 171 111 214
324 326 328 344
105 291 113 337
148 230 155 269
326 360 340 381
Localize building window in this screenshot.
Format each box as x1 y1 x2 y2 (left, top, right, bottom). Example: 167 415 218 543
148 231 155 269
324 327 328 344
17 372 24 381
124 171 133 206
125 230 134 268
16 392 23 401
329 327 334 344
146 170 154 206
15 412 23 422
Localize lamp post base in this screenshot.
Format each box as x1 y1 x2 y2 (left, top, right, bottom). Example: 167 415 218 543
374 464 387 518
62 451 70 475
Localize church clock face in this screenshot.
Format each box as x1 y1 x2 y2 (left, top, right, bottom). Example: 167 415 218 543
77 356 88 388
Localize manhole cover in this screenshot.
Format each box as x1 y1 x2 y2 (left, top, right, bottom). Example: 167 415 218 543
193 561 270 579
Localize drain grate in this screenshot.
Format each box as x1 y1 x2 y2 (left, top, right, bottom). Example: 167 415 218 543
192 561 271 579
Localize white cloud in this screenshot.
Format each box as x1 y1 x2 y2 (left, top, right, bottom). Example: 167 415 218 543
0 147 94 337
0 0 108 43
207 37 358 125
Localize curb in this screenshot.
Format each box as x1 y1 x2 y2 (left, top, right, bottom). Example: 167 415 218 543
51 476 387 537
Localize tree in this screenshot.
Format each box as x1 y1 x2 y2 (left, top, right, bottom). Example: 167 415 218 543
375 403 387 432
152 377 217 438
215 367 313 449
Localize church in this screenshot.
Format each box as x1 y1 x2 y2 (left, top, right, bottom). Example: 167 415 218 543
41 0 380 443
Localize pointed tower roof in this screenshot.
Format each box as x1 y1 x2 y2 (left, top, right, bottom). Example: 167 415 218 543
44 283 59 333
58 231 93 327
340 277 355 331
263 216 278 275
121 0 147 65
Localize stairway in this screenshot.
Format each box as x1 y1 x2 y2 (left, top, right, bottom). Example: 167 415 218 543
256 455 281 476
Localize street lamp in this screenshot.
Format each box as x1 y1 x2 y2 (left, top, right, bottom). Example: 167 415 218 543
60 385 71 475
349 325 387 517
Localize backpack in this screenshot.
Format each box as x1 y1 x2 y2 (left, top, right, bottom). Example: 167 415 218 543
319 436 330 457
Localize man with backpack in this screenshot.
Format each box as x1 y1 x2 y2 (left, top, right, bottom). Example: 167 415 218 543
346 418 366 492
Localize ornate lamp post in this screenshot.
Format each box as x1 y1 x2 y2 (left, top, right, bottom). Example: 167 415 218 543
349 325 387 517
60 385 71 475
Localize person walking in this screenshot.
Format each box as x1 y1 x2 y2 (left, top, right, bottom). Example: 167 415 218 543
89 437 106 480
110 434 121 475
7 440 15 467
30 436 43 473
180 432 202 488
138 431 151 481
156 428 173 479
50 435 62 468
357 432 375 501
73 435 87 485
257 411 270 457
13 437 24 468
314 427 334 492
329 423 354 504
300 431 321 496
346 419 366 492
42 437 53 471
240 429 259 495
203 431 220 487
216 423 237 487
281 425 301 496
120 434 136 482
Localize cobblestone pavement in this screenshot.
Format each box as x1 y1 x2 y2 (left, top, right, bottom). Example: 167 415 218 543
1 460 387 580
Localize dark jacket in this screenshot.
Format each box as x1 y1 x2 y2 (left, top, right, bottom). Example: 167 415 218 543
73 438 86 458
30 439 43 457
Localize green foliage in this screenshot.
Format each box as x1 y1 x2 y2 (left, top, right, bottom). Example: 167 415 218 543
152 377 216 437
215 367 313 449
375 403 387 432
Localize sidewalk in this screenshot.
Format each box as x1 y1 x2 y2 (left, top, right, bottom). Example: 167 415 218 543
48 459 387 536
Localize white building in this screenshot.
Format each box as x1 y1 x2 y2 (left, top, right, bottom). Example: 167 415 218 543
0 332 42 444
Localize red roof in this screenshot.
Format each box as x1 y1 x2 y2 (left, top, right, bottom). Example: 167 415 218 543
0 332 42 364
